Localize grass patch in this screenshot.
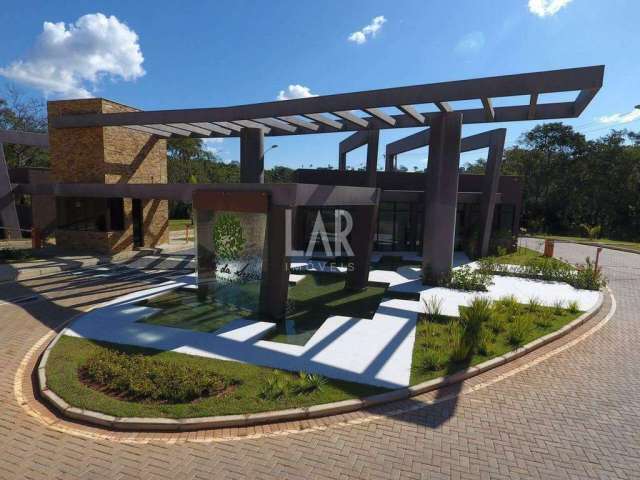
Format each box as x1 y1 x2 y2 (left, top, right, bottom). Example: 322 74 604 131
169 219 193 231
410 297 581 385
372 255 421 271
46 336 386 419
0 248 38 264
532 234 640 252
491 246 567 267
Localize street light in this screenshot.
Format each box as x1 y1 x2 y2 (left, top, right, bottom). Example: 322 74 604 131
264 144 279 155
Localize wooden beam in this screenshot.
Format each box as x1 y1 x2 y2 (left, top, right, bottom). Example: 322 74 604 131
481 97 495 121
50 66 605 129
574 87 600 115
528 93 538 120
434 101 452 112
332 111 369 128
190 122 232 135
232 120 271 133
125 125 172 137
397 105 425 123
302 113 343 130
363 108 396 126
278 116 319 131
170 123 215 136
339 131 369 155
213 121 243 132
253 117 297 133
386 129 430 157
0 129 49 148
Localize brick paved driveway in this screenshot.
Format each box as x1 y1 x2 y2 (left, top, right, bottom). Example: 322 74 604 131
1 243 639 479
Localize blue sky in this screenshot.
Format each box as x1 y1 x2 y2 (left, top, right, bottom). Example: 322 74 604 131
1 0 638 170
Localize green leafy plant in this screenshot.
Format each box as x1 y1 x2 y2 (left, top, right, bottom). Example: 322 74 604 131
573 257 606 290
506 316 533 347
580 223 602 240
212 213 245 260
422 295 444 323
477 327 494 356
82 348 233 403
419 346 449 372
527 296 542 313
289 372 327 396
552 299 565 315
495 294 520 315
567 300 580 314
258 374 287 401
460 297 492 334
446 266 493 292
534 309 553 328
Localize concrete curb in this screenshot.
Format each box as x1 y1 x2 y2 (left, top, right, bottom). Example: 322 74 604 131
36 291 605 432
524 236 640 256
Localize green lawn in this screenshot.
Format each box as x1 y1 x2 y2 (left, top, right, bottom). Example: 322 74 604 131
372 255 421 271
169 219 193 231
410 301 581 385
532 234 640 252
492 246 569 267
46 336 386 419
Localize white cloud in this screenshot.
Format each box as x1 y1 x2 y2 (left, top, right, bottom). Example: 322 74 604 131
598 109 640 125
203 138 223 155
528 0 573 17
455 31 485 54
277 84 317 101
348 16 387 44
0 13 144 98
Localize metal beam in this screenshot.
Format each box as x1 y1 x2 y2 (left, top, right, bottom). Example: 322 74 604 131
0 143 22 239
397 105 425 123
332 111 369 128
478 129 507 257
240 128 264 183
191 122 233 135
253 117 297 133
278 116 319 131
302 113 343 130
574 88 600 115
365 130 379 187
528 93 538 120
147 124 192 136
339 131 369 155
214 121 243 132
0 129 49 148
434 101 452 112
125 125 172 137
363 108 396 126
50 65 605 129
481 97 495 121
231 120 271 133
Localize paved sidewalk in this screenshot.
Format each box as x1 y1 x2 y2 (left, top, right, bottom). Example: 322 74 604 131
0 242 639 479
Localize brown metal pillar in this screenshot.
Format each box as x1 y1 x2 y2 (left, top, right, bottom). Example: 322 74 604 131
365 130 379 187
240 128 264 183
384 153 396 172
338 152 347 171
345 198 380 291
0 143 22 240
421 112 462 284
478 129 506 257
260 205 290 320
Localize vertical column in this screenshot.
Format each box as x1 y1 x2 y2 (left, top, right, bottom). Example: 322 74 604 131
384 153 396 172
260 205 290 319
240 127 264 183
365 130 379 187
0 143 22 240
421 112 463 284
345 198 380 292
478 129 506 257
338 152 347 171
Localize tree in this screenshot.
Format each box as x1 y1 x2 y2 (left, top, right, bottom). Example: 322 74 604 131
0 86 49 168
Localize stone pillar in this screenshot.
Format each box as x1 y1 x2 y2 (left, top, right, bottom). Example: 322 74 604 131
0 143 22 239
240 128 264 183
260 205 290 319
365 130 379 187
478 129 506 257
345 202 379 291
421 112 462 284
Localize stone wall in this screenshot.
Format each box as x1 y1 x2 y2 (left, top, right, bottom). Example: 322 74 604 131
47 98 169 255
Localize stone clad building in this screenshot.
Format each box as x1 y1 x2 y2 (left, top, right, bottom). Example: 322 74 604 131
47 98 169 254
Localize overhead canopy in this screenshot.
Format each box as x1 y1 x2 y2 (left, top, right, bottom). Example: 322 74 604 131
48 65 604 139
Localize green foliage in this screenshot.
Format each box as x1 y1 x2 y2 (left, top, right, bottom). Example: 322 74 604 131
447 321 474 363
258 375 287 401
580 224 602 240
567 300 580 314
552 299 565 315
422 295 443 322
534 309 554 328
477 327 494 356
82 348 234 403
258 372 327 399
445 266 493 291
460 297 493 335
212 213 245 260
527 296 542 313
419 346 449 372
507 316 533 347
572 257 606 290
495 294 520 316
289 372 328 396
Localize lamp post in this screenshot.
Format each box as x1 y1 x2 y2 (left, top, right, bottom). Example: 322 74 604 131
264 144 279 155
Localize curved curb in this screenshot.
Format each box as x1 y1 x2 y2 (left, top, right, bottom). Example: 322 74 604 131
36 291 605 432
525 236 640 256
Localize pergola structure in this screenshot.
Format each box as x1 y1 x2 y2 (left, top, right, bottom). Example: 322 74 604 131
385 128 507 259
0 129 49 240
16 65 604 285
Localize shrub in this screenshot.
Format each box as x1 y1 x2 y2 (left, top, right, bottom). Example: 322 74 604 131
527 296 542 313
289 372 327 396
552 299 565 315
580 223 602 240
486 314 506 334
422 295 444 323
495 294 520 315
534 309 553 328
258 375 287 401
447 266 493 291
82 349 232 403
460 297 492 336
447 321 474 363
573 257 606 290
477 327 494 356
567 300 580 314
506 316 533 347
419 346 449 372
